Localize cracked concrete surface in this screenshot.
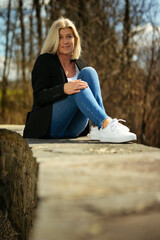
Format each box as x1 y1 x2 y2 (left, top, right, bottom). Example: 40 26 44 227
0 125 160 240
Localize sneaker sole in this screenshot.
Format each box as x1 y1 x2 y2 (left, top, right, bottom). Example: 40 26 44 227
100 135 137 143
90 135 100 141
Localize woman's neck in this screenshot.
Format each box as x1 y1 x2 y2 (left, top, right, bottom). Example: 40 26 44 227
57 53 72 68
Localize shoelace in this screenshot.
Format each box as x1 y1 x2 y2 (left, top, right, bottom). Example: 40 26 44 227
113 119 129 130
92 119 129 132
111 118 129 132
113 118 126 123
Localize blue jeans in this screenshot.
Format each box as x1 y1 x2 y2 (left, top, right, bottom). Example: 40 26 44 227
50 67 108 138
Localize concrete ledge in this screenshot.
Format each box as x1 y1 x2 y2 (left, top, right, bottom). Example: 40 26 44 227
1 125 160 240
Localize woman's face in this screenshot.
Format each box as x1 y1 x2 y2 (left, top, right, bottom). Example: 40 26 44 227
57 28 75 57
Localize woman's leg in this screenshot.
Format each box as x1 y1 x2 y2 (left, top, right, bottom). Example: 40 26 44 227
78 67 105 111
65 67 108 137
49 95 88 138
73 86 108 128
50 67 108 138
65 109 89 137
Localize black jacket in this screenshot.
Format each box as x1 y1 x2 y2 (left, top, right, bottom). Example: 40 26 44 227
23 53 88 138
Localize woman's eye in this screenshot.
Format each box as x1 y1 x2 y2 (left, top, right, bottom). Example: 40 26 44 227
59 35 73 39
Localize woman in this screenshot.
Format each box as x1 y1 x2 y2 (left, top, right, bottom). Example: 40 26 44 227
23 17 136 143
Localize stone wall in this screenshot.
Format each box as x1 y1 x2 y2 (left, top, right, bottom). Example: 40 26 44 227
0 129 38 240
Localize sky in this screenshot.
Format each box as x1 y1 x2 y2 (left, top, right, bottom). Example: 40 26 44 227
0 0 160 24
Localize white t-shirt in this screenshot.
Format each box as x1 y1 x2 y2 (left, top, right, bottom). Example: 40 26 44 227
67 64 80 82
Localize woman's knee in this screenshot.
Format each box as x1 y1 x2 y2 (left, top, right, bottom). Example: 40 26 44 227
79 67 99 84
80 67 97 77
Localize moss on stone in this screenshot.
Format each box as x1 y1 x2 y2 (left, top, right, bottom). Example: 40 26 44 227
0 129 38 240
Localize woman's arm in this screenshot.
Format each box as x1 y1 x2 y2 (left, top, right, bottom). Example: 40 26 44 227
32 54 67 106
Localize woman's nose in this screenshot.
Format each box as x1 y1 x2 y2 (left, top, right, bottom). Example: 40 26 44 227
63 37 68 44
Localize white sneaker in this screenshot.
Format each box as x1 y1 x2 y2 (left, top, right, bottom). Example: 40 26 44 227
90 126 100 140
90 119 129 141
112 118 130 132
100 120 137 143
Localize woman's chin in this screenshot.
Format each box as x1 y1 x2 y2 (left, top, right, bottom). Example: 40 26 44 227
59 52 72 56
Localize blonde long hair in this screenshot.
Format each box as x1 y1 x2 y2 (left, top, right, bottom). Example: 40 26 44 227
40 17 81 59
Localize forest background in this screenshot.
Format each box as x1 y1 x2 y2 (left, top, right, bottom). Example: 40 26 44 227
0 0 160 147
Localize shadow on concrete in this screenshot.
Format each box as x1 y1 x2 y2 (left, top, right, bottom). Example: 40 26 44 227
27 137 134 145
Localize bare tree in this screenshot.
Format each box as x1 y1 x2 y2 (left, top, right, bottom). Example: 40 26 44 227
28 3 34 70
19 0 26 83
122 0 131 65
1 0 11 118
34 0 42 52
141 26 160 146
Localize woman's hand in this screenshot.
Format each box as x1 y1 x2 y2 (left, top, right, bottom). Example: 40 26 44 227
64 79 88 95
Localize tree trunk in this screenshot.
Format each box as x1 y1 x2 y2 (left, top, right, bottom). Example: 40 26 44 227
1 0 11 119
34 0 42 52
19 0 26 83
141 35 155 144
29 6 34 70
122 0 131 65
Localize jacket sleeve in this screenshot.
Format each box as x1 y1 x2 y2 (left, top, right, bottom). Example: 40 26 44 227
32 54 67 106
